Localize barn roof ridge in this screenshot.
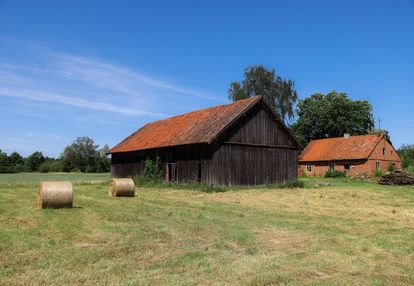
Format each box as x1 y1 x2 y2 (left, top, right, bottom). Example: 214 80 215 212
109 95 264 153
145 95 261 126
308 133 383 141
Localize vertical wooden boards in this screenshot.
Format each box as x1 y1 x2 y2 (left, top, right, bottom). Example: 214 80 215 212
110 100 298 186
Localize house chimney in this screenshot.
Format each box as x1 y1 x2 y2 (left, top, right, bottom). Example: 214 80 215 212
344 133 350 139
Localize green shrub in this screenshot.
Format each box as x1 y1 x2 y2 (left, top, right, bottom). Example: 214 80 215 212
12 164 27 173
38 160 62 173
85 165 97 173
39 163 50 173
325 169 346 178
405 165 414 173
375 169 382 177
141 156 163 182
132 175 153 186
154 156 162 181
144 158 154 180
48 160 62 172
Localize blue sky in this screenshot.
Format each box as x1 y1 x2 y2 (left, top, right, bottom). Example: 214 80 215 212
1 0 413 157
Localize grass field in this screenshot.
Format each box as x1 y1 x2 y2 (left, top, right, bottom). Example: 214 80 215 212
0 173 414 285
0 172 110 184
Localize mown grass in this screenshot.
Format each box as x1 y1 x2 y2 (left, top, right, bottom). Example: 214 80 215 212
0 174 413 285
0 172 110 184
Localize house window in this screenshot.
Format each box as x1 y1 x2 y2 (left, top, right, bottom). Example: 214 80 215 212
306 164 312 172
344 164 350 171
328 162 335 171
376 162 381 171
383 148 386 156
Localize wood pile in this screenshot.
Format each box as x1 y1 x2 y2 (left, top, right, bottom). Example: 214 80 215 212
378 171 414 185
352 172 377 182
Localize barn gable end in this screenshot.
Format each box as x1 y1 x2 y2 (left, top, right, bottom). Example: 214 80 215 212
202 100 298 185
217 100 297 147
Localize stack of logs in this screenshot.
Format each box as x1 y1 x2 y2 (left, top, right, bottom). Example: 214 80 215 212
378 171 414 185
352 172 377 182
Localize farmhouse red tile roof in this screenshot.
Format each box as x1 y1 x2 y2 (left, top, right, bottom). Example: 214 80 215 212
299 134 384 162
109 96 261 153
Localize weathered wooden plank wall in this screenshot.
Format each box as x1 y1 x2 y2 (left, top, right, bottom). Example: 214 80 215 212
175 145 200 183
111 150 147 178
203 144 297 185
223 102 295 146
202 102 297 185
111 101 298 185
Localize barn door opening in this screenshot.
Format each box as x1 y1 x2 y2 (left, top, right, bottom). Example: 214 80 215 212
167 163 177 182
166 150 177 182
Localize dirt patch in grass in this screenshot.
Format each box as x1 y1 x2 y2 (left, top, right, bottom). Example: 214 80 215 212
254 227 309 255
14 216 38 230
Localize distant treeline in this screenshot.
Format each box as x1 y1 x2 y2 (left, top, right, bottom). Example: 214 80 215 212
0 137 110 173
398 144 414 172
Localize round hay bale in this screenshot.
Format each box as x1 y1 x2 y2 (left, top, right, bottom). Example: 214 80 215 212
109 178 135 197
39 181 73 209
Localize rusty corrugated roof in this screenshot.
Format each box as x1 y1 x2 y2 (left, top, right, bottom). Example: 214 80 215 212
299 134 385 162
109 96 261 153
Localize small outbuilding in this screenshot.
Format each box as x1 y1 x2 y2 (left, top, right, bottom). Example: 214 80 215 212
109 96 299 186
299 134 402 177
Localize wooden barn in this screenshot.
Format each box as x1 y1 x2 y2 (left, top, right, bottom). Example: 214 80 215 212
108 96 299 186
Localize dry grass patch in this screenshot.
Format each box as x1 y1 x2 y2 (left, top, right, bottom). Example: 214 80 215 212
0 175 414 285
207 187 414 229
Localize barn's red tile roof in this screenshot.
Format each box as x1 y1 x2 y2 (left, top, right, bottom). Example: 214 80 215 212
299 134 385 162
109 96 261 153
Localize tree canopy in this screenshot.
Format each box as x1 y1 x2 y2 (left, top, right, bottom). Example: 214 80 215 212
60 137 110 173
0 137 111 173
291 91 375 148
228 65 298 122
0 150 10 173
26 151 45 172
397 144 414 169
368 128 391 141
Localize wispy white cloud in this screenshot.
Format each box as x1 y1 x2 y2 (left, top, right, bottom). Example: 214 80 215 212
0 86 163 116
0 42 226 156
51 53 222 102
0 45 223 121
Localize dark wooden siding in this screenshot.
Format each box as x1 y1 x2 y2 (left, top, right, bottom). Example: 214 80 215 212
202 143 297 186
111 100 298 186
223 102 296 147
175 145 200 183
111 150 148 178
201 101 297 185
111 145 203 183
